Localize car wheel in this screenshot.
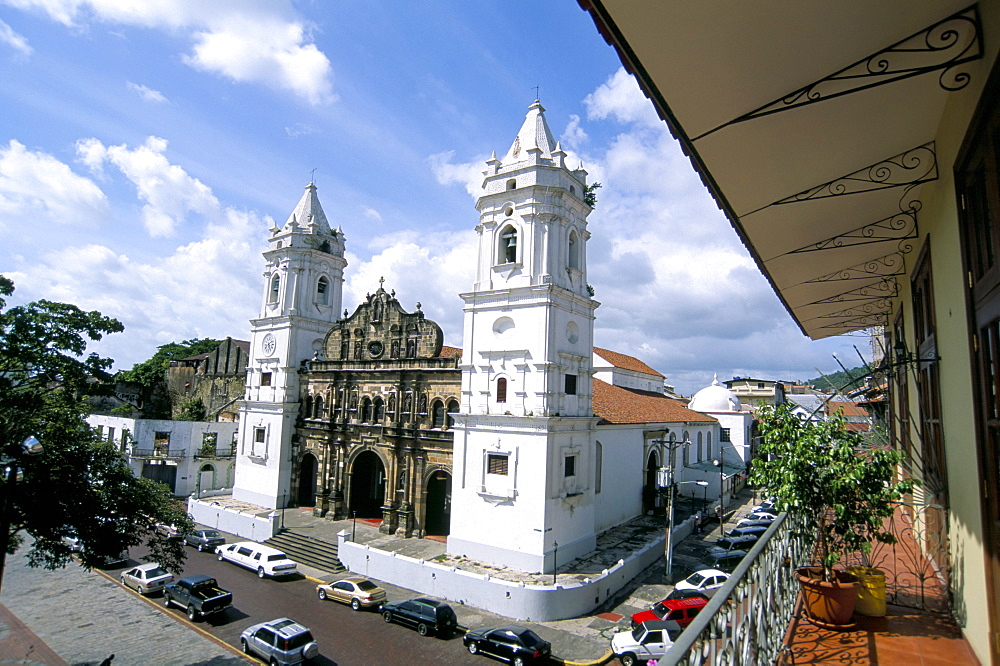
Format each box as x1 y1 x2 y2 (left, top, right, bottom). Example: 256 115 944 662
217 552 224 561
351 598 361 611
241 639 251 655
163 595 171 608
257 567 266 579
120 576 126 587
270 659 279 666
318 588 327 601
620 653 638 666
513 657 525 666
382 610 392 623
197 543 204 552
187 605 198 622
417 623 429 637
467 642 479 655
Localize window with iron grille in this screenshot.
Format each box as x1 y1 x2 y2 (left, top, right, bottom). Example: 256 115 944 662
487 454 509 476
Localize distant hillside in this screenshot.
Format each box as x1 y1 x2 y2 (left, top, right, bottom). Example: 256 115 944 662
806 366 868 394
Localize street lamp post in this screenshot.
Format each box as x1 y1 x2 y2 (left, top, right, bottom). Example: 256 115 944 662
552 541 558 586
0 434 43 595
658 464 708 584
714 458 726 518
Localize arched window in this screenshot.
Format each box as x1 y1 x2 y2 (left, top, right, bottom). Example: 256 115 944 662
496 377 508 403
432 401 446 428
269 274 280 303
706 432 713 459
387 394 396 418
374 397 385 422
697 432 703 462
446 399 459 427
595 441 603 494
314 395 324 419
568 230 580 270
303 394 313 418
316 276 329 305
499 225 518 264
361 397 372 423
506 179 516 190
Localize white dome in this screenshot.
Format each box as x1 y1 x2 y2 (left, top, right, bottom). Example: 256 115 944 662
689 375 742 413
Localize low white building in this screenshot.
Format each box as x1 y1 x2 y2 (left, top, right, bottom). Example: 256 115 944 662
87 414 238 498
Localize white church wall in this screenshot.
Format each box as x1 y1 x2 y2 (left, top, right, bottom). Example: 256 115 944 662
593 427 644 533
188 497 278 541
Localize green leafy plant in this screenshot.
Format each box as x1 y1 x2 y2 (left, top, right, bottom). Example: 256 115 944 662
749 403 914 582
583 182 602 207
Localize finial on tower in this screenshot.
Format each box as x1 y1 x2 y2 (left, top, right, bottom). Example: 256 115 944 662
309 168 317 185
532 84 540 101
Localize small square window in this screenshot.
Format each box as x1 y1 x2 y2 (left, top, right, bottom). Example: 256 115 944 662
720 428 731 442
260 372 272 386
487 454 509 476
564 455 576 478
254 428 266 444
565 374 577 395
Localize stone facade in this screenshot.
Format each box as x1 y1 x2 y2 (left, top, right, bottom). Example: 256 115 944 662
167 337 250 421
296 282 461 538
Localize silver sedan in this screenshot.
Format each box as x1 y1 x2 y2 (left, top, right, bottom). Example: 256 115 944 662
121 563 173 595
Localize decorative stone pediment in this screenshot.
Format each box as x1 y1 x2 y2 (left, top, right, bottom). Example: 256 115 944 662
324 280 444 361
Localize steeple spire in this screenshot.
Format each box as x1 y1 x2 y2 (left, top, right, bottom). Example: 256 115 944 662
283 182 332 233
502 100 557 163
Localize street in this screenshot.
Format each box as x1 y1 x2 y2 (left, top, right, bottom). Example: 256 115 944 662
132 542 484 665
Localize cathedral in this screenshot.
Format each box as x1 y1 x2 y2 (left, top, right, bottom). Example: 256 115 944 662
228 101 738 574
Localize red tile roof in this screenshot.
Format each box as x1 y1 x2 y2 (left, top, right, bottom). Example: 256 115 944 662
592 378 715 425
593 347 664 378
828 401 869 418
438 345 463 359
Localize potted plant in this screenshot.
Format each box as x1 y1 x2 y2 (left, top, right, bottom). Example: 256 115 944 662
749 404 914 627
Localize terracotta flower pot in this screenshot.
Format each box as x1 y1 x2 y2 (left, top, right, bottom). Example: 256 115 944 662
795 566 860 628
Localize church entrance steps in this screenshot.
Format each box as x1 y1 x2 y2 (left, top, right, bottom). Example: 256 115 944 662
264 530 345 574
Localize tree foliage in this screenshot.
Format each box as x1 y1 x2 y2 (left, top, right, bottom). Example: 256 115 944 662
117 338 220 418
0 278 191 573
749 403 914 581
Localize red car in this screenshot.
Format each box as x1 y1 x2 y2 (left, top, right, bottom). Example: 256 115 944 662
630 596 708 629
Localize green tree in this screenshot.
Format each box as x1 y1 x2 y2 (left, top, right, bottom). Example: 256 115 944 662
177 397 206 421
0 277 191 573
118 338 220 418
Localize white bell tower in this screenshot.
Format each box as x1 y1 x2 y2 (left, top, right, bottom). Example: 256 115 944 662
448 101 600 572
232 183 346 509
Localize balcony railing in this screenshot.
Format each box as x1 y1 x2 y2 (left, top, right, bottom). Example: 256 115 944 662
661 511 813 665
660 499 952 665
130 448 187 459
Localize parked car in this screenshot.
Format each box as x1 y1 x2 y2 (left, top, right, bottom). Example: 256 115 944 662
746 510 778 521
708 534 760 556
120 562 173 595
726 524 770 539
163 574 233 621
240 617 319 665
316 577 386 610
216 542 298 578
751 499 776 513
735 517 774 530
664 588 710 602
463 625 552 665
699 550 748 574
380 598 457 637
610 619 682 666
156 523 183 540
184 529 226 552
630 595 708 629
673 569 730 598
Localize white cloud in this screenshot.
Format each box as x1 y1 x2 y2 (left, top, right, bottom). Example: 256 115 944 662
0 139 108 231
0 19 32 56
584 68 661 127
561 113 588 150
5 0 334 105
362 207 382 223
427 150 485 199
75 136 218 237
127 81 167 103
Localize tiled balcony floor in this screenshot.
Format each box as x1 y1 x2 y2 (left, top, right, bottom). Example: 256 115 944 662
781 601 980 665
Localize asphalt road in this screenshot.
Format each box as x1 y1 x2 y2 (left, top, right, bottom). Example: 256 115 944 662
132 542 485 666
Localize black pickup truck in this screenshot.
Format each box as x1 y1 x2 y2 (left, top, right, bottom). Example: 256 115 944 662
163 574 233 621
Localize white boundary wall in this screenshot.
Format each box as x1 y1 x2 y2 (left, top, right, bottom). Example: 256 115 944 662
188 497 278 542
338 515 697 622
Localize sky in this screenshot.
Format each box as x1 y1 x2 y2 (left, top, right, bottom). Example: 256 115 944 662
0 0 874 396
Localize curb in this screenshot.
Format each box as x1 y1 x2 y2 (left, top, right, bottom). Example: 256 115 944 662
94 566 253 662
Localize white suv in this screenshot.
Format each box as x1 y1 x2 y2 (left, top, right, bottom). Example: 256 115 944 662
611 619 682 666
216 542 298 578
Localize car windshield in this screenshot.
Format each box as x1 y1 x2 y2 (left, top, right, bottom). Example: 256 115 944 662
631 626 646 641
267 553 287 562
146 566 169 577
201 530 221 538
652 602 667 616
357 580 379 591
282 631 314 651
685 572 706 585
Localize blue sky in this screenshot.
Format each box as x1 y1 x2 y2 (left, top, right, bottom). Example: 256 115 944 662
0 1 872 396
